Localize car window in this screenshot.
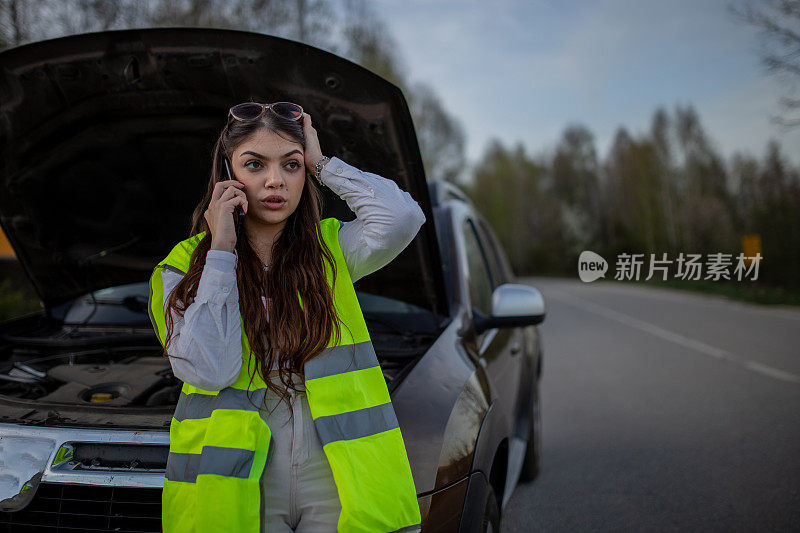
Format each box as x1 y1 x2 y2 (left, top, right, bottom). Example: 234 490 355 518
474 218 507 288
485 222 514 281
462 218 494 314
433 208 456 310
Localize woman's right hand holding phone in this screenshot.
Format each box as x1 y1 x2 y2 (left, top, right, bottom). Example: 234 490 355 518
206 179 248 253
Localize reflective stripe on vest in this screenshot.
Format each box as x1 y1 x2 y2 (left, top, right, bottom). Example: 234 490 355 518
148 217 421 533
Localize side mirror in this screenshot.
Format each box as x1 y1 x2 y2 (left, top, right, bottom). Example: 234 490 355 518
473 283 546 335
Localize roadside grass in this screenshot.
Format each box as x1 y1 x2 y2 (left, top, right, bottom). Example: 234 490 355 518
606 277 800 307
523 272 800 307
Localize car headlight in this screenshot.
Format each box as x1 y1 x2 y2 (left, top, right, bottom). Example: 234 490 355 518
0 435 56 512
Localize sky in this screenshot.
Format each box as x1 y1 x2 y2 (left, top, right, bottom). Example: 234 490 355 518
371 0 800 172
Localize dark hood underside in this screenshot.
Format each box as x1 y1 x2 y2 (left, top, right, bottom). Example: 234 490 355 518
0 27 447 318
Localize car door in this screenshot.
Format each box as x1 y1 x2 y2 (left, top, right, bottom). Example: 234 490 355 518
474 216 531 425
460 216 521 426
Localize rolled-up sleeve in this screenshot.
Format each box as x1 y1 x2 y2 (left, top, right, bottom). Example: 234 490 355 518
319 156 426 283
161 249 242 391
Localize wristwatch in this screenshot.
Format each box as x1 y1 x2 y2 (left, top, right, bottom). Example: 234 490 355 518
314 156 331 187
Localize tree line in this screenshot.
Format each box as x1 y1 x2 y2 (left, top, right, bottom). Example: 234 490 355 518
463 104 800 289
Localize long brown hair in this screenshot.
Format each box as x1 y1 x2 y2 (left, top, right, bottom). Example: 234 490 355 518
162 109 346 415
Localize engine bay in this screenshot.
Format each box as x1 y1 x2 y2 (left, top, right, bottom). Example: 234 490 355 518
0 288 438 428
0 334 181 409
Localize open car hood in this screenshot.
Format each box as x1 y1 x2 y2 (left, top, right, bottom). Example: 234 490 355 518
0 28 448 319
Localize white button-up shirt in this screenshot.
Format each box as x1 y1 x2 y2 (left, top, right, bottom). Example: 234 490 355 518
159 156 426 390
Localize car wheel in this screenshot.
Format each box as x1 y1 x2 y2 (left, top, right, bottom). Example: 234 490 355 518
519 380 541 482
481 483 501 533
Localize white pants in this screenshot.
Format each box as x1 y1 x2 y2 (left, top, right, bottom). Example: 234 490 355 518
261 374 342 532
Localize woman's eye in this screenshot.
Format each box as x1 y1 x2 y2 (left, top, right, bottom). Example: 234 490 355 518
244 160 300 170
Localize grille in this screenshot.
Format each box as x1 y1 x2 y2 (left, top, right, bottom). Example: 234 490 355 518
0 483 161 532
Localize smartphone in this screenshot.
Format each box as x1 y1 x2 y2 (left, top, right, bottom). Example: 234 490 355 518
223 156 245 243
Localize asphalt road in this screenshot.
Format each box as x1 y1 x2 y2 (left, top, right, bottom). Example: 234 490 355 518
500 278 800 532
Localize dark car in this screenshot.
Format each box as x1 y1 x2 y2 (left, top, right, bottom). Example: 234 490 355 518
0 28 545 532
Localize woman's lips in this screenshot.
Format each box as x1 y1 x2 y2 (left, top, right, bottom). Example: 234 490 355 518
262 199 286 210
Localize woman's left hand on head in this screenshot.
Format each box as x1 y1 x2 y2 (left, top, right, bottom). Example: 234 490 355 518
301 112 325 172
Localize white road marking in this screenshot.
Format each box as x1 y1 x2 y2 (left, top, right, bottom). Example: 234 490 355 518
545 287 800 385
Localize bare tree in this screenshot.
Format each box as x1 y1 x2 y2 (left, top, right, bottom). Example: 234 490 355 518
406 82 466 183
0 0 466 183
338 0 408 86
730 0 800 126
335 1 466 182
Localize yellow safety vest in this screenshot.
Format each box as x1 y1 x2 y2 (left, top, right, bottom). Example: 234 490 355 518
148 217 421 533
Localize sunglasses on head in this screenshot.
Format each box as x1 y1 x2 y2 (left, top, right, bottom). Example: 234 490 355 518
228 101 304 122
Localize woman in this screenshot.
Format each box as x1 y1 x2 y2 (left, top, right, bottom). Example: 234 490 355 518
147 102 424 533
